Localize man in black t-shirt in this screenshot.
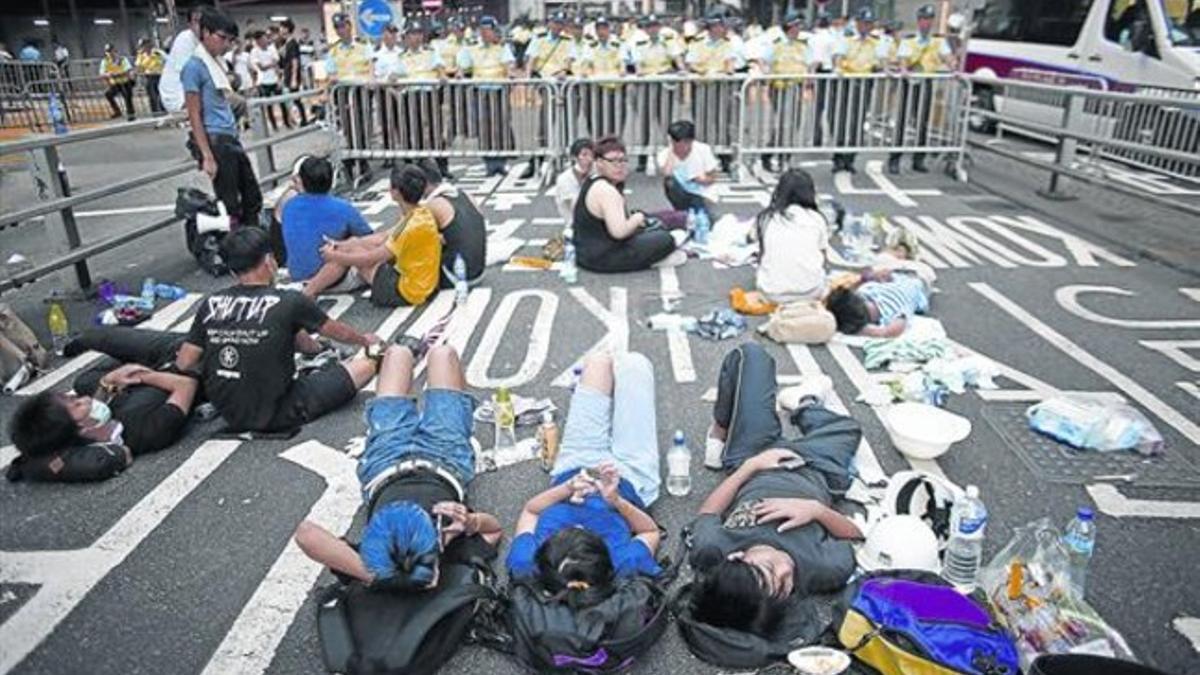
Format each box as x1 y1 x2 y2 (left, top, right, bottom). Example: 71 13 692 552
176 227 380 433
6 327 199 483
278 19 307 125
294 342 502 589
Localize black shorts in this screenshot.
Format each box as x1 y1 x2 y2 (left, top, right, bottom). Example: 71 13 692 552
266 361 358 431
370 262 409 308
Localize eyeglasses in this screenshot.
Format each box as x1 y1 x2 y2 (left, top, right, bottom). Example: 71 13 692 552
600 155 628 164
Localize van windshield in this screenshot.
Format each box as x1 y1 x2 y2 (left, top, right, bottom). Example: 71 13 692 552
1160 0 1199 46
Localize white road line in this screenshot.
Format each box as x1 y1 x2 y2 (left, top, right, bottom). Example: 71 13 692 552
466 290 559 390
1173 617 1200 653
0 440 242 674
1056 286 1200 329
552 287 629 387
786 345 887 503
1179 381 1200 401
1086 484 1200 519
0 445 16 472
1140 340 1200 372
485 218 528 267
531 216 564 225
658 268 696 384
826 341 948 479
833 160 942 207
413 289 492 379
320 295 357 321
989 216 1135 267
200 441 358 675
17 293 202 396
972 282 1200 445
366 292 454 392
1181 288 1200 303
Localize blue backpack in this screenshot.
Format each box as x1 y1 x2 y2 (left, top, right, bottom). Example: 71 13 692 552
833 571 1020 675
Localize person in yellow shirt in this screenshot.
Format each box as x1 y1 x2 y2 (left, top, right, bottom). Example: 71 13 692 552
99 43 136 121
433 18 467 78
457 16 519 177
320 165 441 308
325 12 376 178
887 4 952 174
831 8 887 173
755 12 811 172
685 14 742 174
398 21 448 173
577 16 629 142
135 39 168 114
628 15 684 172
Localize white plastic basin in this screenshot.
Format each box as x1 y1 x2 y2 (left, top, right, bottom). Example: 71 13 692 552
883 402 972 460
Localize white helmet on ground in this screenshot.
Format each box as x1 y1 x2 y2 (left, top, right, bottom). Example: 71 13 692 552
883 470 964 548
856 515 942 574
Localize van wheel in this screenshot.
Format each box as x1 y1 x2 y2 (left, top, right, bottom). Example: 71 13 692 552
969 85 997 134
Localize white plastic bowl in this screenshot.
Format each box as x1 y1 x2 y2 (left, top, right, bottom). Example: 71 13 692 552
883 402 972 460
787 647 851 675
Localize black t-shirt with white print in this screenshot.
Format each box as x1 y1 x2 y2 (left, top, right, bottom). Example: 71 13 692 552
185 284 327 431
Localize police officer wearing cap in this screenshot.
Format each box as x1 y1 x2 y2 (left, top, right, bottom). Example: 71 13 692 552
578 16 629 141
831 7 888 173
398 20 447 170
752 11 811 172
100 43 136 120
686 13 742 172
526 12 576 78
628 15 684 170
326 12 375 177
373 24 405 163
457 15 518 176
888 4 952 174
434 18 467 78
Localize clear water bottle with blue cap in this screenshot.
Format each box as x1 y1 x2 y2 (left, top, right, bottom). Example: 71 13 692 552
943 485 987 592
693 209 710 245
666 430 692 496
452 253 469 307
560 226 578 284
1062 507 1096 601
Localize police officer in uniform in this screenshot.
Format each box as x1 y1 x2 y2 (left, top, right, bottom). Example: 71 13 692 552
888 4 952 174
832 8 886 173
397 21 446 172
457 15 518 176
100 43 136 120
628 15 683 172
524 12 576 177
373 24 404 164
326 12 375 178
685 14 741 173
755 12 810 172
578 16 629 141
434 18 467 78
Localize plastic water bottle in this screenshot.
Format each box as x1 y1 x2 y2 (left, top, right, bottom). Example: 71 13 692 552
155 283 186 300
943 485 987 592
452 253 469 307
666 430 692 497
141 277 156 305
3 364 32 395
685 209 696 236
693 209 711 245
46 293 70 356
1062 507 1096 601
48 92 68 135
560 227 578 284
492 387 517 454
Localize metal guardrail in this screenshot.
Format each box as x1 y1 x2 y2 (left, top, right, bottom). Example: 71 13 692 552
0 89 326 295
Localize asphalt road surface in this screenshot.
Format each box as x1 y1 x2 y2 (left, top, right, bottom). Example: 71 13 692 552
1 144 1198 675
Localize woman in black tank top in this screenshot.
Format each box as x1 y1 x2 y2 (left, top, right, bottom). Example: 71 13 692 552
573 138 676 274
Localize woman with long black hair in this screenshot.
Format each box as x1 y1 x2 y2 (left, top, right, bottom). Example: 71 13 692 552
754 168 831 303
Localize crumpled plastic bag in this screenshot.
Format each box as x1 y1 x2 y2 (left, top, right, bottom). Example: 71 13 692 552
979 518 1135 668
1026 396 1164 455
694 308 747 341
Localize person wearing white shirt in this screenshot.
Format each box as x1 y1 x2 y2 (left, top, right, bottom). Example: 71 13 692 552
232 42 253 92
658 120 719 219
755 169 830 303
372 25 405 81
159 8 204 113
555 138 595 225
249 30 289 129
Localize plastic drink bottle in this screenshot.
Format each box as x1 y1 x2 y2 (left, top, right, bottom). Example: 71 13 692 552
1062 507 1096 601
943 485 988 592
492 387 517 453
693 209 711 245
537 410 559 472
155 283 186 300
453 253 469 307
141 277 156 305
46 294 70 356
666 430 692 497
49 92 68 135
685 209 697 237
3 364 31 394
560 227 578 284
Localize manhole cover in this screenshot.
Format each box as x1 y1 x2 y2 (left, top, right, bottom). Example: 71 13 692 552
981 403 1200 488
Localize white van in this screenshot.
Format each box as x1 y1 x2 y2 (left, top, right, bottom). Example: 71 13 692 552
965 0 1199 91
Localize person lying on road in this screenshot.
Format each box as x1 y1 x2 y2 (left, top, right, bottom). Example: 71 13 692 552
295 342 503 588
825 267 930 338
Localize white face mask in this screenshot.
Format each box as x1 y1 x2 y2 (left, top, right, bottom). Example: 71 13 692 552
88 399 113 426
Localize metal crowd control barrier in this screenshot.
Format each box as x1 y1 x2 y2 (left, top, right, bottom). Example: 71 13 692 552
0 61 62 129
18 74 160 131
329 78 558 177
0 89 327 294
738 73 970 172
968 75 1200 216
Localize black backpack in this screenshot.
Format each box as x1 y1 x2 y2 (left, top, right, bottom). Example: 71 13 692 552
506 576 672 674
316 558 501 675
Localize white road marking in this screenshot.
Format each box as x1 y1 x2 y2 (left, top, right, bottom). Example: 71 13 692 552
0 445 16 471
485 218 528 267
945 338 1125 404
1086 484 1200 519
1140 340 1200 372
1055 286 1200 329
972 282 1200 445
320 295 356 321
413 288 492 379
1181 288 1200 303
466 290 559 389
1173 617 1200 653
0 440 242 674
1179 381 1200 401
658 267 696 383
531 216 564 226
989 216 1135 267
17 293 202 396
200 441 358 675
551 287 629 387
834 160 942 207
365 292 454 392
786 345 887 503
826 342 948 479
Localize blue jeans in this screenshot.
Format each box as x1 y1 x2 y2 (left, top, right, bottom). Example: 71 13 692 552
714 342 861 493
553 352 662 506
357 390 478 499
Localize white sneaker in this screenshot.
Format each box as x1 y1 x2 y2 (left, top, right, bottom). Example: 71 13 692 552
778 375 834 411
653 249 688 268
704 426 725 470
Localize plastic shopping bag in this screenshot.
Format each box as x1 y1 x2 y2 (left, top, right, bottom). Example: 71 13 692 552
1026 396 1164 455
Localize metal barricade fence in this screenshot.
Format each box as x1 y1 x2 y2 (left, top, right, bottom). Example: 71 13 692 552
738 73 971 169
329 79 558 173
0 61 62 129
19 74 161 131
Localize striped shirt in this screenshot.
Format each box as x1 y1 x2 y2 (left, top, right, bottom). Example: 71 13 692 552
859 274 929 325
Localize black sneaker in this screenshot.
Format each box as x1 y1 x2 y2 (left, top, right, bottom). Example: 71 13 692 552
393 334 427 361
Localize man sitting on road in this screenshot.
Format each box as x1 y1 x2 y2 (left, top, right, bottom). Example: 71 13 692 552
415 160 488 291
278 156 374 298
295 342 503 588
658 119 718 220
554 138 594 226
175 227 380 433
7 327 199 483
